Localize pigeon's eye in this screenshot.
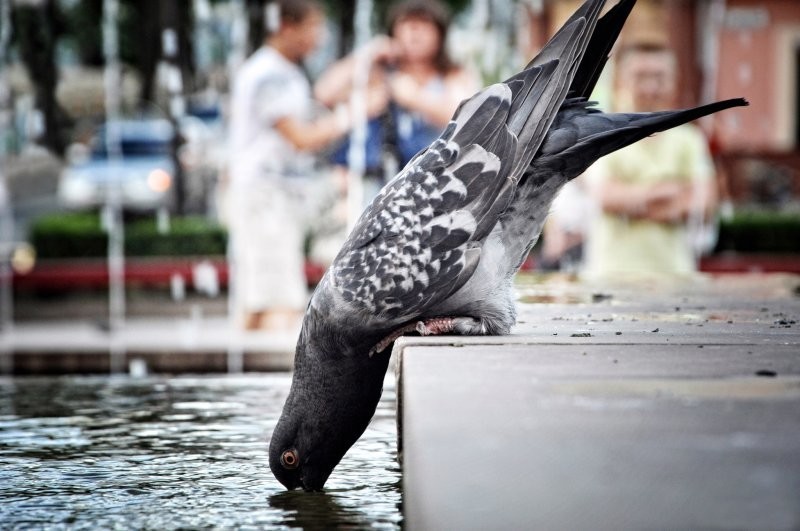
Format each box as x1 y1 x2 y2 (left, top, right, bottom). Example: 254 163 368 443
280 449 299 469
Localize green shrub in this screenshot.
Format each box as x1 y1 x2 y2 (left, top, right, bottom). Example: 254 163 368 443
715 211 800 253
30 212 227 258
30 212 108 258
125 216 227 257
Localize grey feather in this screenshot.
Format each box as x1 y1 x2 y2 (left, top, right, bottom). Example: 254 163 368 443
269 0 749 492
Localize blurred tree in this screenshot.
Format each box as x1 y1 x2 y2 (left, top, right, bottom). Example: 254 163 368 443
116 0 195 109
124 0 161 106
65 0 103 66
246 0 267 56
9 0 473 161
12 0 71 156
61 0 195 111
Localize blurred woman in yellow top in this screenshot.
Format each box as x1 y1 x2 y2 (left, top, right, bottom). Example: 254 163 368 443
582 44 717 279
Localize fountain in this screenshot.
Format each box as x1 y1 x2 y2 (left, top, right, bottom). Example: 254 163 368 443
225 0 248 373
0 0 14 374
345 0 374 229
101 0 126 373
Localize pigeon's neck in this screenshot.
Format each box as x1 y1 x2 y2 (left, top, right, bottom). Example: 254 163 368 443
298 306 387 361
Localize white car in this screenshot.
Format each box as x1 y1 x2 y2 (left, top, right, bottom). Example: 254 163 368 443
58 119 177 210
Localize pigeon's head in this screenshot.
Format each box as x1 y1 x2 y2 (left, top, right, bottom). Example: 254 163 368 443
269 403 334 492
269 311 391 491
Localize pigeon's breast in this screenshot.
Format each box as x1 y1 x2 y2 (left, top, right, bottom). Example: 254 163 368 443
429 228 517 334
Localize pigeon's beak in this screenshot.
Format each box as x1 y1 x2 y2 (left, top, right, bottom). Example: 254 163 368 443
271 465 304 491
276 475 299 491
276 475 321 492
300 474 324 492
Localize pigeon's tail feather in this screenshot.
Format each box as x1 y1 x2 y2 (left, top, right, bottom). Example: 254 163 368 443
540 98 748 179
525 0 605 70
506 59 562 147
506 32 581 178
450 84 512 148
507 0 606 178
569 0 636 98
624 98 747 135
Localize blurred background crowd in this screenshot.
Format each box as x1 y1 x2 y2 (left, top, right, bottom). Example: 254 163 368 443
0 0 798 332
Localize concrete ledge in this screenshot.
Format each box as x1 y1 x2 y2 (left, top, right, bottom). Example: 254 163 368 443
0 317 296 374
6 350 294 375
396 274 800 530
397 345 800 530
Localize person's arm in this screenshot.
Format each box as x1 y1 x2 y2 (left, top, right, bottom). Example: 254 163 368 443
314 36 395 107
595 177 716 224
273 112 348 152
314 55 360 107
389 69 479 128
593 177 658 219
645 130 719 223
590 127 718 224
645 179 717 224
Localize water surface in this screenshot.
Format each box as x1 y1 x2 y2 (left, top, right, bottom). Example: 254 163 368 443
0 374 402 529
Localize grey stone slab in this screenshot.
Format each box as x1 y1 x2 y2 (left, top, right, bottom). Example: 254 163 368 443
1 318 297 353
400 345 800 531
401 344 800 380
393 318 800 348
0 318 297 373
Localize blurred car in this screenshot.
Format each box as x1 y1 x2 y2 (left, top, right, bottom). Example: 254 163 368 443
58 119 176 210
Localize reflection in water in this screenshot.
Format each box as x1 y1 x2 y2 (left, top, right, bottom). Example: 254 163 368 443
270 491 364 530
0 374 402 529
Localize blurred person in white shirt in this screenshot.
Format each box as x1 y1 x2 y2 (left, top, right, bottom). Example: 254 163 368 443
228 0 352 331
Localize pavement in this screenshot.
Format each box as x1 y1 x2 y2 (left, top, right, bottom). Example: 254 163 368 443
397 273 800 530
0 315 297 374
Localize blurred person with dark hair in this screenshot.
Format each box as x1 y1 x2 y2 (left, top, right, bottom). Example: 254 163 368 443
582 44 718 279
314 0 479 192
229 0 354 331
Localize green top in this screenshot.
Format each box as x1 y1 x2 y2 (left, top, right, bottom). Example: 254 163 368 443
583 124 714 278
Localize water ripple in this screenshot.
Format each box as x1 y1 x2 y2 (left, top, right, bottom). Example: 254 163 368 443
0 374 402 529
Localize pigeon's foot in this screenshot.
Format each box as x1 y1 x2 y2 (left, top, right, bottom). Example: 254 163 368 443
415 316 487 336
370 316 487 356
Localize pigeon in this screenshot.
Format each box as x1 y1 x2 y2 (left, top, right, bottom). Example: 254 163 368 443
269 0 747 491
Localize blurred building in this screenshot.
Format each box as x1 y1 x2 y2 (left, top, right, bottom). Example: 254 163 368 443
520 0 800 205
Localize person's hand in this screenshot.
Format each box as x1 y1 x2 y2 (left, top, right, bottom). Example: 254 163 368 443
388 73 421 109
643 182 691 223
646 182 684 204
365 83 390 118
369 36 398 67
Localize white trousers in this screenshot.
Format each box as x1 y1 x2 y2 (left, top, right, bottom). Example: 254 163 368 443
231 178 308 313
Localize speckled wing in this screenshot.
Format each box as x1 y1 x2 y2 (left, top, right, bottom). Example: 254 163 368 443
327 85 513 322
328 63 558 323
326 0 606 326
